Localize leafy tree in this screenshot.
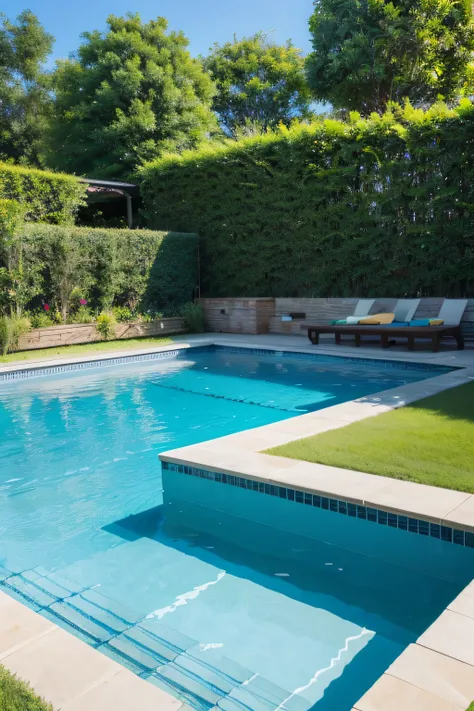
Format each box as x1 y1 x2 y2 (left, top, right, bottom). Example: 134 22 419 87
0 10 53 166
306 0 474 114
202 33 312 136
47 13 217 179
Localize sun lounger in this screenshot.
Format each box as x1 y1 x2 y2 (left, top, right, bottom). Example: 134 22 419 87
302 299 467 351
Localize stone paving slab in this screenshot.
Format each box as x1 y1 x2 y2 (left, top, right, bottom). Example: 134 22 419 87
353 674 465 711
418 610 474 667
0 591 182 710
387 644 474 710
0 591 56 659
366 479 471 524
448 580 474 618
62 667 182 711
445 497 474 534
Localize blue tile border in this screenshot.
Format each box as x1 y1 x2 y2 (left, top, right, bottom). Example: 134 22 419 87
212 345 456 373
162 460 474 549
0 344 456 383
0 349 191 382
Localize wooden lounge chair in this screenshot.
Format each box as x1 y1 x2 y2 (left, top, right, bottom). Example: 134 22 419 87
302 299 467 352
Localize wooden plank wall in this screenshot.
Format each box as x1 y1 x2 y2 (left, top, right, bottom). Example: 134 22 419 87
16 317 186 352
270 298 474 337
199 297 474 338
199 298 274 334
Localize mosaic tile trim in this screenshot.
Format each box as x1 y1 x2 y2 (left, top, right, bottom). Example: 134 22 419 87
162 460 474 549
0 343 456 383
0 348 197 382
213 345 456 374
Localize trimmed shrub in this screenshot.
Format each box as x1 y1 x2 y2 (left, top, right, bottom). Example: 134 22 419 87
181 302 204 333
0 225 197 320
96 312 117 340
0 315 31 355
0 163 86 224
140 101 474 298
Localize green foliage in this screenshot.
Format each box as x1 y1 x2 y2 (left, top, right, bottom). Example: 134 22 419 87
0 666 53 710
111 305 135 322
306 0 474 114
0 317 7 355
0 224 198 321
202 33 312 136
181 302 204 333
0 10 54 167
0 197 24 234
0 197 37 315
95 311 117 340
140 101 474 298
68 305 94 324
0 162 86 223
47 13 218 179
0 314 30 354
29 310 53 328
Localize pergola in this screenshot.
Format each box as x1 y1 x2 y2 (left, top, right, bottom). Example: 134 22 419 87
80 178 139 228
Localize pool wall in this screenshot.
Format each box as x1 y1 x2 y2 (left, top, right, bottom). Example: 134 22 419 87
162 467 474 585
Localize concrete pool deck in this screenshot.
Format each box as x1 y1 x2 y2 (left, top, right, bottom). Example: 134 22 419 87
1 333 474 710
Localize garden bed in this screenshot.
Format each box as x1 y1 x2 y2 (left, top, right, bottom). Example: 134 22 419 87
16 318 185 352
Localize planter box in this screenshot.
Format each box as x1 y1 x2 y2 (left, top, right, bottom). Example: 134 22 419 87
199 298 275 334
16 317 186 352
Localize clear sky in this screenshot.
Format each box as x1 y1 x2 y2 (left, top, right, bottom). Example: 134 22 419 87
6 0 315 63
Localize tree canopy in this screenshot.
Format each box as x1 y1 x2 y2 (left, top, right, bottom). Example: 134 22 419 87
202 33 312 136
306 0 474 114
0 10 53 166
47 13 218 179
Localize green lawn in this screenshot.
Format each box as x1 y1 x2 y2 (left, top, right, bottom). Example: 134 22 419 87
266 382 474 493
466 704 474 711
0 666 53 710
0 337 174 364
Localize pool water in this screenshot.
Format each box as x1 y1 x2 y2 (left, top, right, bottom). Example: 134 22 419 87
0 346 469 711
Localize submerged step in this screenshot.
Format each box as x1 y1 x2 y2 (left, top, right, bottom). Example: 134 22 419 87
153 662 224 709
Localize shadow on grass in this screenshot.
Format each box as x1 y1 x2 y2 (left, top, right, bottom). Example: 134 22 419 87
400 380 474 423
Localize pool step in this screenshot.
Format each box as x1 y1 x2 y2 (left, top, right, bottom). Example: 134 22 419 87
99 618 197 673
0 567 78 610
0 568 308 711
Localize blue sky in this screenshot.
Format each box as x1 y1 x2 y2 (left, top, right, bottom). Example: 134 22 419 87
7 0 315 63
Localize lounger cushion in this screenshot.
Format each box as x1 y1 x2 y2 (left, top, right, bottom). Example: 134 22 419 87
358 313 395 325
409 319 444 327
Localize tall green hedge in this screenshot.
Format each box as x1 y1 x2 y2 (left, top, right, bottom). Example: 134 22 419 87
3 225 197 315
140 101 474 298
0 163 86 224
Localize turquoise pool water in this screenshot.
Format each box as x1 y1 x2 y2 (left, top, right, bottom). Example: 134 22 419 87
0 346 470 711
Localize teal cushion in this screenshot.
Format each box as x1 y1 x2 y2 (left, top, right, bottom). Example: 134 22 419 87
409 319 431 327
378 321 410 327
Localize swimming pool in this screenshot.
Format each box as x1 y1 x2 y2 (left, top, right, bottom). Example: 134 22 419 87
0 346 470 711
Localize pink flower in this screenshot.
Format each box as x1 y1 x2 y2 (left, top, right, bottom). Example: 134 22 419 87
79 298 87 306
44 303 50 312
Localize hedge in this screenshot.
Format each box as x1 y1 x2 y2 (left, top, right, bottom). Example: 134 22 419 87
140 100 474 298
1 225 198 316
0 163 86 224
